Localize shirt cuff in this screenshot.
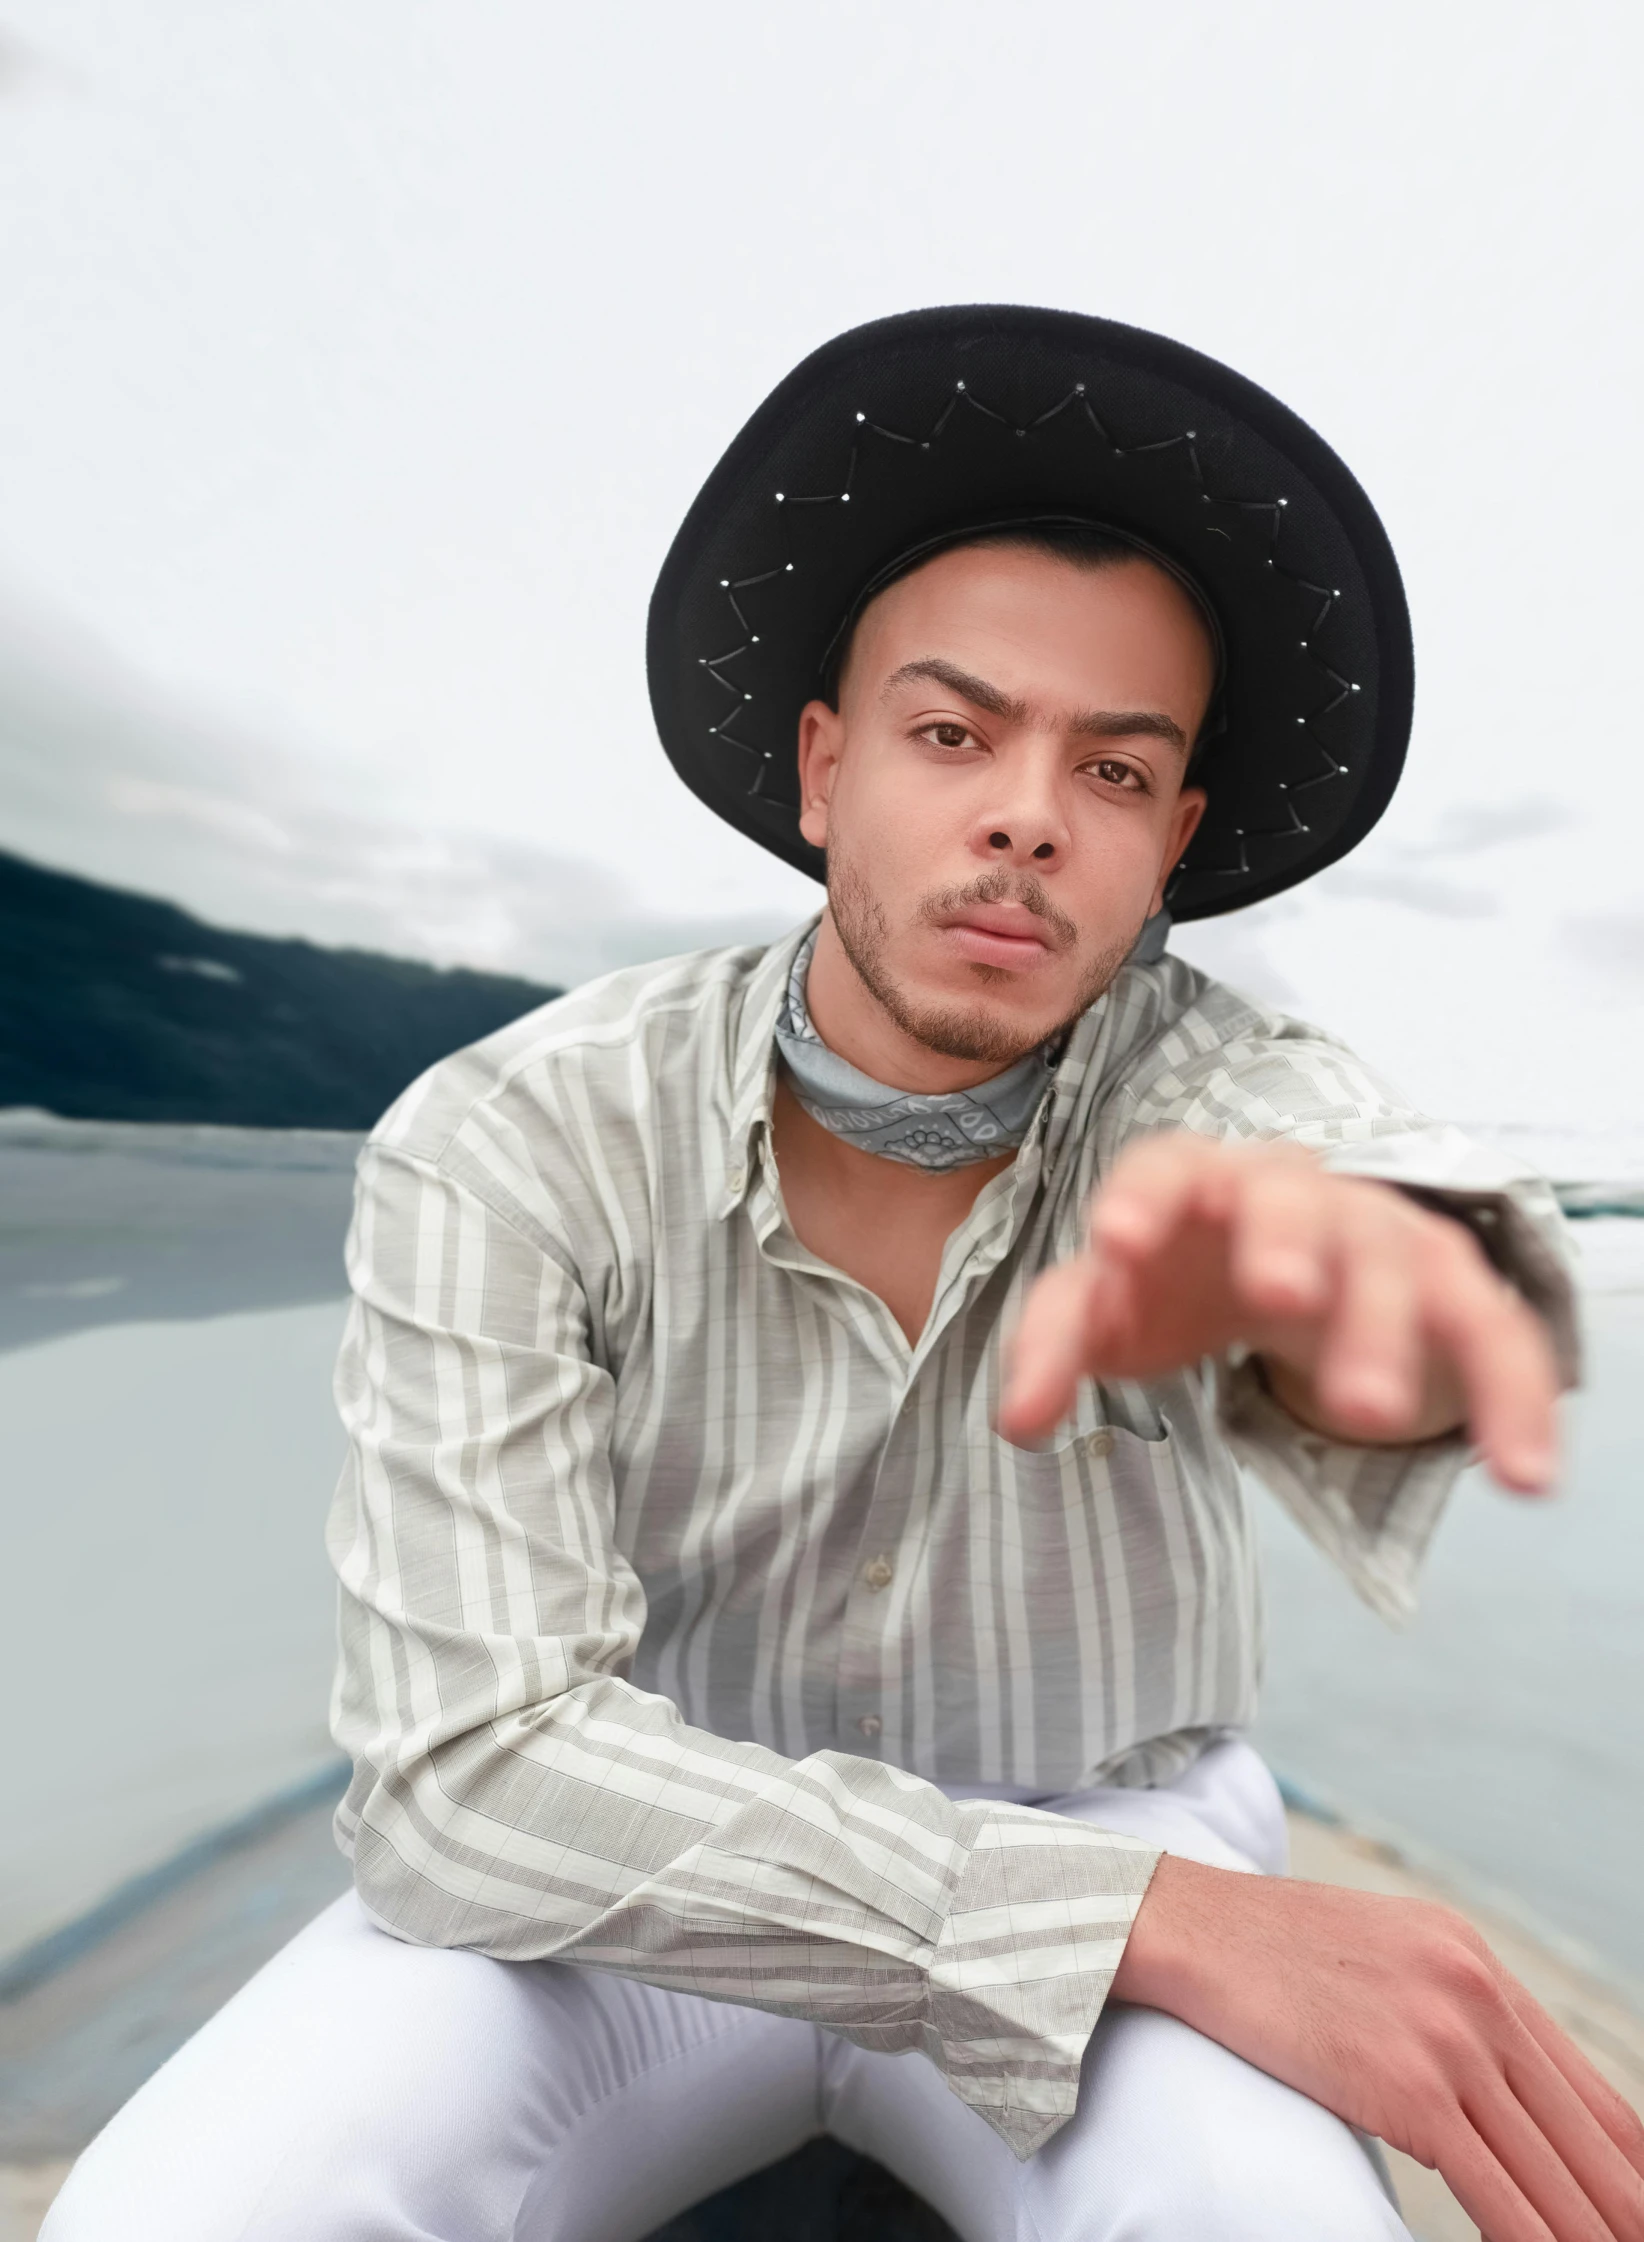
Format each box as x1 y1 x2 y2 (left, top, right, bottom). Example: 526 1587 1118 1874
1315 1131 1580 1386
916 1802 1161 2158
1218 1138 1580 1624
1220 1352 1469 1623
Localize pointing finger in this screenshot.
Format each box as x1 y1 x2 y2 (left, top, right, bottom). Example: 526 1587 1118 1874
1423 1230 1560 1493
1089 1131 1229 1258
997 1258 1102 1444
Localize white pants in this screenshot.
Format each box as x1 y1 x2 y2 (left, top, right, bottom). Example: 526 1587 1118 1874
45 1739 1407 2241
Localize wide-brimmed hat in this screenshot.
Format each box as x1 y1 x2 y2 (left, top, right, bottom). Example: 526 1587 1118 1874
646 304 1412 920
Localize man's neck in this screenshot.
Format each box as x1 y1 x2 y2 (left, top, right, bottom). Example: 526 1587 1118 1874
801 912 1023 1095
769 1078 1013 1344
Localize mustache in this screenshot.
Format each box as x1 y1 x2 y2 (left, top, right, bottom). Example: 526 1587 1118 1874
916 869 1080 951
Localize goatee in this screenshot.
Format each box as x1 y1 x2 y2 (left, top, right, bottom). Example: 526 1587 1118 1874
826 858 1137 1067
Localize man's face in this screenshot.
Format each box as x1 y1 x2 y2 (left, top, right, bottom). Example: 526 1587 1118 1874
796 542 1215 1064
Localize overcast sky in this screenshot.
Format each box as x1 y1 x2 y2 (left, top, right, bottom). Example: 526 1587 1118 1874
0 1 1640 1146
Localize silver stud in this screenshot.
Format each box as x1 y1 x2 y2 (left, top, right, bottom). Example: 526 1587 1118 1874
1186 429 1196 439
855 411 866 423
785 563 794 572
956 379 966 390
744 692 752 701
1351 682 1361 692
1074 382 1085 394
719 578 729 588
774 491 785 502
1278 497 1288 507
840 492 850 502
751 634 760 643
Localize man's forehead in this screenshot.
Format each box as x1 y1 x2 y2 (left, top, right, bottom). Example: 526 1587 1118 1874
848 543 1215 679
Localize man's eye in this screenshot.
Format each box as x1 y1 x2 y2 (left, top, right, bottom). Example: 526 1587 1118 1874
925 723 972 749
1091 759 1143 789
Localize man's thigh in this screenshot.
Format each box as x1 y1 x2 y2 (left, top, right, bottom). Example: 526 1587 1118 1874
824 2001 1410 2242
44 1893 822 2242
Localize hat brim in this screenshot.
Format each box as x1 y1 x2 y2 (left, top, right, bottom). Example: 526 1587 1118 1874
646 304 1412 921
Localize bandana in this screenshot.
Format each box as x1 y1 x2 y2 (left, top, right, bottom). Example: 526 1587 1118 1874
773 929 1058 1173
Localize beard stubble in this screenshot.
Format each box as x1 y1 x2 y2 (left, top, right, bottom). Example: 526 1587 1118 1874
826 856 1140 1067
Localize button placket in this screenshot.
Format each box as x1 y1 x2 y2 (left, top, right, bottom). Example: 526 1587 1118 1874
837 1392 923 1752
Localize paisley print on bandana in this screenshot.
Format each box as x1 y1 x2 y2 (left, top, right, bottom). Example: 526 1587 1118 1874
774 928 1058 1172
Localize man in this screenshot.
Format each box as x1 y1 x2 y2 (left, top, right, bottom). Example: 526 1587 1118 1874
50 308 1642 2241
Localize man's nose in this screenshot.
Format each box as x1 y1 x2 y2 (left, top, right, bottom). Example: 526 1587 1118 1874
969 758 1069 869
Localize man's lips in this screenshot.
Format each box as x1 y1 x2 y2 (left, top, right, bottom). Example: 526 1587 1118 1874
936 906 1059 972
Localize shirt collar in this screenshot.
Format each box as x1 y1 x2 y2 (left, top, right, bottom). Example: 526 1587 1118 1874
720 913 820 1215
718 910 1126 1217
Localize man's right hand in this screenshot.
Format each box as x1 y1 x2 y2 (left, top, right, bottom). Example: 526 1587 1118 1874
1110 1855 1644 2240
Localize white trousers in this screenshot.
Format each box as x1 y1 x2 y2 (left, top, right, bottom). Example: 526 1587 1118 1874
45 1739 1408 2242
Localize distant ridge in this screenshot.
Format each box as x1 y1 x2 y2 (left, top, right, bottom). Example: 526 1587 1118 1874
0 846 559 1128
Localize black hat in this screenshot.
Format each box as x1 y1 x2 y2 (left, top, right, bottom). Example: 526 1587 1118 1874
646 305 1412 920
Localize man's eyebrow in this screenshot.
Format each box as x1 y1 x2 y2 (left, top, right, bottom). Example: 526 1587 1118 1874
880 658 1027 723
1070 707 1189 751
882 658 1189 751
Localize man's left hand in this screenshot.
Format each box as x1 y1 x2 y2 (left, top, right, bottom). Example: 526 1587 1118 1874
998 1131 1559 1492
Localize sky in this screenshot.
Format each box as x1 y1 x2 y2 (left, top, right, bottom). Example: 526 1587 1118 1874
0 1 1640 1148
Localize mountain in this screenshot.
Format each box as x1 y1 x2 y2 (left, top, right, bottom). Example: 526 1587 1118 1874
0 847 559 1128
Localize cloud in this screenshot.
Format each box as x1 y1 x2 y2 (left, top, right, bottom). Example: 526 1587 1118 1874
1414 799 1576 858
1560 913 1644 982
1291 795 1587 921
1312 862 1499 918
0 598 793 986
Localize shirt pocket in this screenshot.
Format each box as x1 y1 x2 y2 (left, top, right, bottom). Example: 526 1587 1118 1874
964 1412 1182 1630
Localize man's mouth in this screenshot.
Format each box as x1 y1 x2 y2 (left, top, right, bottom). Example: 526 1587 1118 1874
937 903 1059 973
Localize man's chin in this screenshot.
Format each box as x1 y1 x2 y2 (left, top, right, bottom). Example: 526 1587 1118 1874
886 983 1077 1066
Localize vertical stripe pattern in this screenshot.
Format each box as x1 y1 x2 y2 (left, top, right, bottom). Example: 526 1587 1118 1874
327 923 1571 2156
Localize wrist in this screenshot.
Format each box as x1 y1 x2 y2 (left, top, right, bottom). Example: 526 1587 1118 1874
1110 1853 1225 2017
1252 1348 1467 1449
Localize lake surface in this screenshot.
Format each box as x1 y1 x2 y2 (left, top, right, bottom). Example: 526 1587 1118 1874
2 1117 1639 1989
1256 1216 1644 1986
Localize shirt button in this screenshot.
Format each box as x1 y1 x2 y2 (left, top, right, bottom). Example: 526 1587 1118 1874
862 1556 894 1591
1082 1427 1115 1459
727 1165 746 1195
856 1713 883 1739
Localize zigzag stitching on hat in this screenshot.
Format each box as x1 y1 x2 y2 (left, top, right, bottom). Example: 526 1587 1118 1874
699 377 1360 840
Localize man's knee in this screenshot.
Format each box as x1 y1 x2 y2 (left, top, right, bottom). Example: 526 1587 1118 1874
1031 2007 1408 2241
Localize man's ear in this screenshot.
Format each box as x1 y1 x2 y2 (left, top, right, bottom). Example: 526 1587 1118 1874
796 700 843 852
1151 784 1207 915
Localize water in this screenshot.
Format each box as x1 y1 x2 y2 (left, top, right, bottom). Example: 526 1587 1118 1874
2 1118 1640 1987
1256 1218 1644 1985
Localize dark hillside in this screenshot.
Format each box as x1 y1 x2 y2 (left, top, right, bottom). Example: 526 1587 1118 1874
0 847 559 1127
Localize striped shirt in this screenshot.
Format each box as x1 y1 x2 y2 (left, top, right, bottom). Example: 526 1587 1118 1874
327 920 1572 2156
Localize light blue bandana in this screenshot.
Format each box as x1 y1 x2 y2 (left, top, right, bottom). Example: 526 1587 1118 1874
773 930 1058 1173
